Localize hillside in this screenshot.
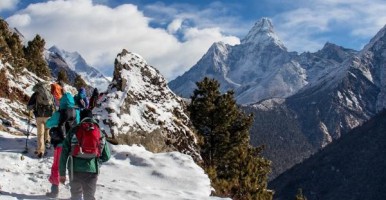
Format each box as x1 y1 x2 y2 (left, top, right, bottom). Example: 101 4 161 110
0 130 228 200
269 110 386 200
0 18 224 200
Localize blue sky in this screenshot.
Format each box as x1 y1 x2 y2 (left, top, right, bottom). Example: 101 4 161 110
1 0 386 80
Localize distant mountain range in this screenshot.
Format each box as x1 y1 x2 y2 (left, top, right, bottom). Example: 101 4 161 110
45 46 110 91
246 22 386 179
168 18 357 105
269 109 386 200
169 17 386 180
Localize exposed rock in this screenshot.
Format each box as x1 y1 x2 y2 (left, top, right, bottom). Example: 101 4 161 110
94 49 201 160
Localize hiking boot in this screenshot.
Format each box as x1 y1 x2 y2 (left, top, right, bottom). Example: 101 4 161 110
45 191 58 198
37 152 43 158
46 184 59 198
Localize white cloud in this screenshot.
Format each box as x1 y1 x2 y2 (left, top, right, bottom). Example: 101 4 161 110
6 0 239 81
167 18 183 34
272 0 386 52
0 0 19 12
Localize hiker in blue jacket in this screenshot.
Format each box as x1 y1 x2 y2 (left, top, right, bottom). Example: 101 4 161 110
74 87 89 110
45 92 80 198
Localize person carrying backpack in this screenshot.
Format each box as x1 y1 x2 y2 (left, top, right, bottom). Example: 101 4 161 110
59 109 110 200
51 80 64 109
88 88 101 110
45 92 80 198
74 87 89 110
27 81 55 158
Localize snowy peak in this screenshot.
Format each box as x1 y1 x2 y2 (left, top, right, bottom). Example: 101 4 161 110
241 17 285 49
203 42 230 70
95 49 200 160
362 24 386 53
315 42 357 63
47 45 110 91
48 45 80 71
207 42 229 56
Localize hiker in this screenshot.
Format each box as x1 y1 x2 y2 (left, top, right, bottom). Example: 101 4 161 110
88 88 100 110
45 92 80 198
74 87 89 110
59 109 111 200
51 80 64 109
27 81 55 158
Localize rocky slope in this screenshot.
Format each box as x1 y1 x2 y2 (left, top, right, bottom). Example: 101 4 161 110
93 49 200 160
1 19 200 161
269 110 386 200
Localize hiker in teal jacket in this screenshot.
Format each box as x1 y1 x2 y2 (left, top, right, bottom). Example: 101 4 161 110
59 109 111 200
45 92 80 198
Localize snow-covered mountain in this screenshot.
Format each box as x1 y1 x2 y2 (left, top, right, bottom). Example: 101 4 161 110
94 49 200 160
246 23 386 179
169 18 355 105
0 19 219 199
46 46 111 91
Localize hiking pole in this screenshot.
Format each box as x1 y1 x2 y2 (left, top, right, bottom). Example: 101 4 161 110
22 110 33 154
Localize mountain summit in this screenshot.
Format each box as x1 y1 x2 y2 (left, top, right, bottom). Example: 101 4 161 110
241 17 285 49
47 46 111 91
169 17 346 104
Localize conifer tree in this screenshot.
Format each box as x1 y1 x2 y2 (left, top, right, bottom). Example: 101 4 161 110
0 19 27 72
23 34 50 79
57 69 69 84
188 77 272 200
74 74 87 89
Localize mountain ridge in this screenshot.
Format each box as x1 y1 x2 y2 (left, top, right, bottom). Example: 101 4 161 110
246 21 386 179
169 17 356 105
46 46 111 91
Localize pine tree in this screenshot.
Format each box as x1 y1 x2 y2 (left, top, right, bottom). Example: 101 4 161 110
74 74 87 89
188 77 272 200
0 19 27 73
23 34 50 79
57 69 69 84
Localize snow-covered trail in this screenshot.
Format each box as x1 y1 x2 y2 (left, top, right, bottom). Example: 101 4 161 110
0 131 228 200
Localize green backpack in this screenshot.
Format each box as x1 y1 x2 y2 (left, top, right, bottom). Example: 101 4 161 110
33 82 54 106
32 82 54 117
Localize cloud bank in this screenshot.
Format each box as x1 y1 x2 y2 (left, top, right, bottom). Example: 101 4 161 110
0 0 19 12
273 0 386 52
6 0 239 80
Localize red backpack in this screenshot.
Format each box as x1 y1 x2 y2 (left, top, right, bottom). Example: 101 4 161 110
71 120 104 159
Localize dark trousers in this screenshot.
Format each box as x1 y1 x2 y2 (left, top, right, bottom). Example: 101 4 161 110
70 172 98 200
